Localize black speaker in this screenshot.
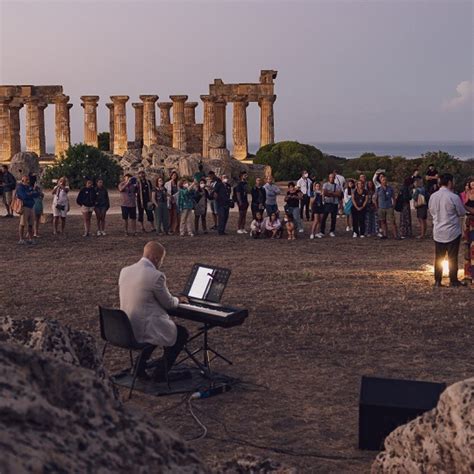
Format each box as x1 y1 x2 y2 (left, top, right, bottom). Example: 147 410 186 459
358 376 446 451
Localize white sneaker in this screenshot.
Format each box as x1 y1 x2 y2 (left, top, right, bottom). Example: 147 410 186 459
298 228 304 233
242 229 248 234
316 233 323 238
329 232 336 237
345 226 351 232
360 235 365 239
310 234 315 240
101 231 106 236
353 232 358 238
237 229 243 234
189 233 194 237
96 230 101 236
83 233 89 237
18 239 26 245
377 232 383 238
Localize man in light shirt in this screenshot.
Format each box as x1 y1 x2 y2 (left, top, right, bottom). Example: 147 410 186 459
296 170 313 221
428 173 466 287
263 176 281 216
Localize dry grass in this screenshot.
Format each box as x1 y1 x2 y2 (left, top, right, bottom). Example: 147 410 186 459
1 211 472 473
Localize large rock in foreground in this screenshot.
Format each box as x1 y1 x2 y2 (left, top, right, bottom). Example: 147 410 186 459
0 318 207 474
371 378 474 473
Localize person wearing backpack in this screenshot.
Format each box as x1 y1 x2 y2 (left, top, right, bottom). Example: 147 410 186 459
15 175 39 245
413 176 428 239
1 164 16 218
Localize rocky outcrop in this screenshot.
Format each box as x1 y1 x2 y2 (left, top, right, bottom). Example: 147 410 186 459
9 151 41 178
371 378 474 474
0 318 208 474
214 455 296 473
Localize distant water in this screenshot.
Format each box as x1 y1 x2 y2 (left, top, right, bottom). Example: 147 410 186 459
249 141 474 160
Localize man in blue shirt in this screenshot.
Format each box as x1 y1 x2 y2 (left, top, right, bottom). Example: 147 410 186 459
15 175 39 244
375 174 398 240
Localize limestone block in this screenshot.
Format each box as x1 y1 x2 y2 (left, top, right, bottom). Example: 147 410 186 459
209 148 230 160
208 133 226 149
10 152 40 178
371 377 474 474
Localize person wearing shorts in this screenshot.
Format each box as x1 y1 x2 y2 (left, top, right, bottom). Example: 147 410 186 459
118 174 137 236
375 175 398 239
76 178 97 237
310 182 325 238
15 175 39 244
52 177 70 235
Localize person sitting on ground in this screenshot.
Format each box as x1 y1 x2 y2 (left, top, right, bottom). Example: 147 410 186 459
250 177 266 219
118 174 138 236
250 211 265 239
234 171 249 234
263 176 281 216
16 175 39 245
77 177 97 237
428 173 466 288
177 178 196 237
119 241 189 381
375 174 399 240
136 170 156 233
283 211 296 240
94 178 110 236
264 211 282 239
284 181 303 233
52 176 70 235
1 164 16 218
194 178 209 235
310 181 324 239
412 177 428 239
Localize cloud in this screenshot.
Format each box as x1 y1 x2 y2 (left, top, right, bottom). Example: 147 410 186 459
443 80 473 109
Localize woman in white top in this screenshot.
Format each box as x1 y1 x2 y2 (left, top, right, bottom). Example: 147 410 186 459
52 176 70 235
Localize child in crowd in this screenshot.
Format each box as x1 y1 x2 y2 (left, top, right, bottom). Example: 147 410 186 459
283 211 295 240
310 181 324 239
264 212 282 239
250 211 265 239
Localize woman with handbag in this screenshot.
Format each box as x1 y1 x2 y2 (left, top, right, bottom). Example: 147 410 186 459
52 177 69 235
136 171 156 233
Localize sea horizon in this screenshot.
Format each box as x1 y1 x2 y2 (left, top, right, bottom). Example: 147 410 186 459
249 140 474 161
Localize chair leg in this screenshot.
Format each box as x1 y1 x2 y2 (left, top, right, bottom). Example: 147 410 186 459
102 342 108 358
129 350 134 370
129 350 143 400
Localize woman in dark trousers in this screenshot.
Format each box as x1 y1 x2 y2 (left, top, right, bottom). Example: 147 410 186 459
194 178 209 234
153 177 169 235
351 180 368 238
94 178 110 236
399 177 413 239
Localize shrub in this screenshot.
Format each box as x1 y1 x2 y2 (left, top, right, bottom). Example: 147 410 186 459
42 144 122 189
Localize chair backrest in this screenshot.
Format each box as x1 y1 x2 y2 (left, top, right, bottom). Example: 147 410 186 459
98 306 142 350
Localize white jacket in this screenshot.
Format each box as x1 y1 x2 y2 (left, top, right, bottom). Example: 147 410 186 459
119 258 179 347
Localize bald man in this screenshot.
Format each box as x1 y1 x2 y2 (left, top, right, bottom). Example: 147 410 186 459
119 241 189 381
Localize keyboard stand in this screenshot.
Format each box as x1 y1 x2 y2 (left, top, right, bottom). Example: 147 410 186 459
176 323 233 378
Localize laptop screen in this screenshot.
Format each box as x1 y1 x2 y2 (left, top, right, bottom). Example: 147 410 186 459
183 264 231 303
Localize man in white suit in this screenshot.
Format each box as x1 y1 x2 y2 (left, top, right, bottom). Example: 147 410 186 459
119 241 189 381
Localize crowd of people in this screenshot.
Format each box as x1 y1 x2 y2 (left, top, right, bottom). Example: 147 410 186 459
1 162 472 285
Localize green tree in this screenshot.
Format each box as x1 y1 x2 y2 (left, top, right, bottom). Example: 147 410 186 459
42 143 122 189
98 132 110 151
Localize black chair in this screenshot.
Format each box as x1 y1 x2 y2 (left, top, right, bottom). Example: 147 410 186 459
98 306 168 399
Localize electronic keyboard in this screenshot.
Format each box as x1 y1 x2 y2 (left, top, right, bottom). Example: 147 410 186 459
170 299 248 328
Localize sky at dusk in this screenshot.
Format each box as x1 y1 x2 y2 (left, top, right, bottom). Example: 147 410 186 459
1 0 473 150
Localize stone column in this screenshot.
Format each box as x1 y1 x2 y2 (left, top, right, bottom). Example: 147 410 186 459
9 103 23 157
231 95 249 161
54 94 71 158
105 103 114 152
170 95 188 151
214 98 227 147
158 102 173 125
80 95 99 147
200 95 216 158
259 95 276 147
38 103 48 156
110 95 129 156
140 95 158 147
67 103 73 145
0 97 11 162
25 97 41 156
132 102 144 143
184 102 198 125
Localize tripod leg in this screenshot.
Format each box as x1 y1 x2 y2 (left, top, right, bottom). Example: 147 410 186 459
208 347 233 365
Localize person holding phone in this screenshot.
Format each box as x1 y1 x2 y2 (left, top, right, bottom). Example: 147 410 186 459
118 174 137 236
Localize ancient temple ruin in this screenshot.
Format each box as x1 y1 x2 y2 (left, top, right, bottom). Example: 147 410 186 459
0 70 277 163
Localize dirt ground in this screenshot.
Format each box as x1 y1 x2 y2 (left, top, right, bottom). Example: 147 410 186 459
1 206 472 473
